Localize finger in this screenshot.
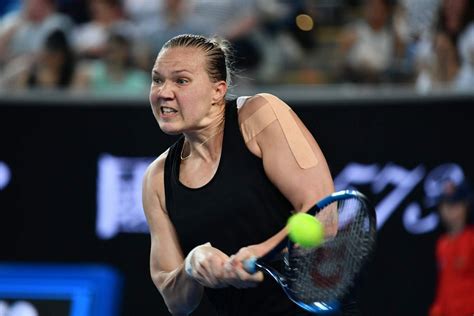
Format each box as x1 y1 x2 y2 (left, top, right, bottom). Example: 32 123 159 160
188 253 220 288
190 261 212 285
208 255 226 280
199 261 220 287
222 261 257 289
246 270 264 283
235 247 254 259
230 247 255 268
234 267 264 286
204 253 233 288
228 254 238 267
221 266 240 288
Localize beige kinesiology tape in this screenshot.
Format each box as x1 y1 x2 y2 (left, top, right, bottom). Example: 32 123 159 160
240 94 318 169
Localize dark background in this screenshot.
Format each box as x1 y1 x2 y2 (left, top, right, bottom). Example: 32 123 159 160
0 94 472 315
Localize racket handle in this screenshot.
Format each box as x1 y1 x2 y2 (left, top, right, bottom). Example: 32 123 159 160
242 256 257 274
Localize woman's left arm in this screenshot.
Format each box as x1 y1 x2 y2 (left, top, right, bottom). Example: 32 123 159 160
239 93 334 211
232 93 335 259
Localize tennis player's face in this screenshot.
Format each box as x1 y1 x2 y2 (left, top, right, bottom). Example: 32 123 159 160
149 46 220 135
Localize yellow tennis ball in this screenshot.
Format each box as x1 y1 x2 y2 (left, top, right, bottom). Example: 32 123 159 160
287 213 324 248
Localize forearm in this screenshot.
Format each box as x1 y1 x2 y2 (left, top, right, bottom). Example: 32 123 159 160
153 263 204 315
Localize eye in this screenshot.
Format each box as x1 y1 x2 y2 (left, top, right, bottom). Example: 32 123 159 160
176 78 189 85
152 76 162 84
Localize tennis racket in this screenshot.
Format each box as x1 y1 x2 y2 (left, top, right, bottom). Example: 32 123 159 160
243 190 376 314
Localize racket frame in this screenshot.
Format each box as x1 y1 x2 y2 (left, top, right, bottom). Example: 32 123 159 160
243 190 376 314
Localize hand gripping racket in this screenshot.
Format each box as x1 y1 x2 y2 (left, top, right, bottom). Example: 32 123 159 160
243 190 376 314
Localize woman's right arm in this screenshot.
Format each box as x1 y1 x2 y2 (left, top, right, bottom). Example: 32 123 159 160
143 153 264 315
142 153 203 316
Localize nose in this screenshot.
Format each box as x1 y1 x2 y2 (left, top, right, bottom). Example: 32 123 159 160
156 80 174 100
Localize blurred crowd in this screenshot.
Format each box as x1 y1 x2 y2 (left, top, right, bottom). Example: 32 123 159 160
0 0 473 95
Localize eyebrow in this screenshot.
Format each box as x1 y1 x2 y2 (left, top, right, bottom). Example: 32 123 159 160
152 69 192 75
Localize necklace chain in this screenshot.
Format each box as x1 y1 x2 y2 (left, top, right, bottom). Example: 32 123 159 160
180 119 225 160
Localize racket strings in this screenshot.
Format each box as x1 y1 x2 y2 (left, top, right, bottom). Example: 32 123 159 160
284 197 376 304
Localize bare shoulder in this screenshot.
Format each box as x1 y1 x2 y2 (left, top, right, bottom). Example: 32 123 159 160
144 150 168 184
237 93 291 157
142 149 170 214
237 93 287 124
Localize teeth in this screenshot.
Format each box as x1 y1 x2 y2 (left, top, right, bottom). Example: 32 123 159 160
161 107 177 114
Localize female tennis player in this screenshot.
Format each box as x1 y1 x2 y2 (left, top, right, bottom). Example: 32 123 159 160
142 34 335 316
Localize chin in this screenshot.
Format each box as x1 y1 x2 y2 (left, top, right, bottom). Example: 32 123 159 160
157 122 182 136
162 130 182 136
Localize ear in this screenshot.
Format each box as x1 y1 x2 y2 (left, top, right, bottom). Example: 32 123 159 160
211 80 227 105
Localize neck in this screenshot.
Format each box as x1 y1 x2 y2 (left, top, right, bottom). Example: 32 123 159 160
447 223 465 237
181 108 226 161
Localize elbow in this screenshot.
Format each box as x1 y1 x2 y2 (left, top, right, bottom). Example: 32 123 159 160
151 269 203 315
292 190 316 212
152 271 186 314
161 286 203 316
297 200 317 213
296 185 333 212
165 302 195 316
295 193 322 213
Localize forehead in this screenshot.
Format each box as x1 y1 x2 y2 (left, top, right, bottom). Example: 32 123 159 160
153 46 207 73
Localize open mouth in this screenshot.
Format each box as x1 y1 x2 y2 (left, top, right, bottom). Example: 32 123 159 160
160 106 178 114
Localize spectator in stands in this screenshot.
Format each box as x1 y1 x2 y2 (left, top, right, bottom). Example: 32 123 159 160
125 0 266 80
255 0 321 84
430 179 474 316
414 0 474 91
389 0 438 84
439 0 473 42
122 0 163 41
0 0 73 90
338 0 395 83
123 0 205 73
452 2 474 90
71 0 134 59
453 25 474 90
11 29 75 89
0 0 73 65
190 0 263 73
73 32 148 95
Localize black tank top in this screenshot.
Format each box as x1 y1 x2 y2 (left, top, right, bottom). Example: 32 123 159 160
164 99 311 316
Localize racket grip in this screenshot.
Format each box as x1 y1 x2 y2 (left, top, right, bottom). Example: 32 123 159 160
242 256 257 274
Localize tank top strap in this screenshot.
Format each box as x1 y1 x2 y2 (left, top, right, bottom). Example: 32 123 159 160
221 99 246 158
163 135 183 216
